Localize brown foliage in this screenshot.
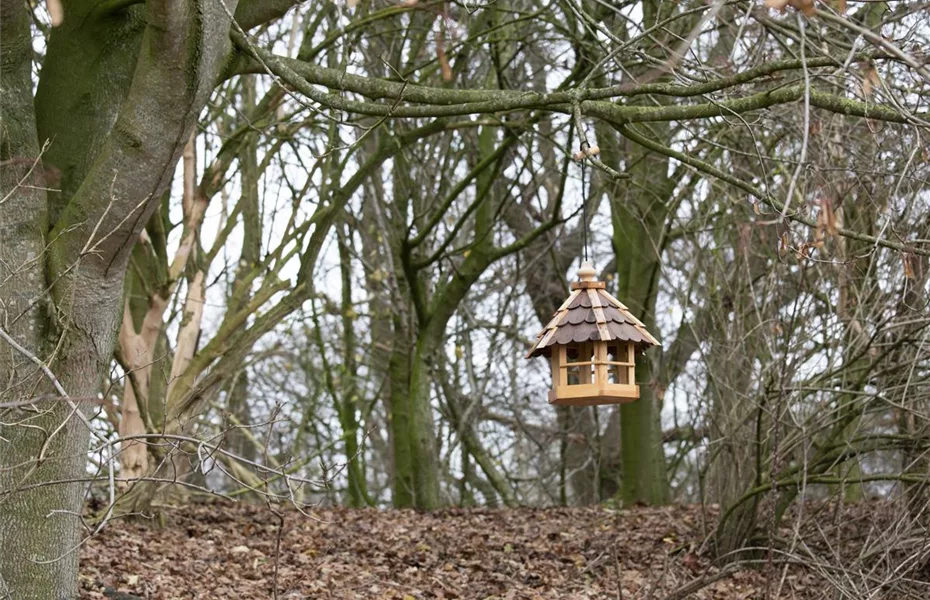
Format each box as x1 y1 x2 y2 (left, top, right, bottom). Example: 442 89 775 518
76 502 847 599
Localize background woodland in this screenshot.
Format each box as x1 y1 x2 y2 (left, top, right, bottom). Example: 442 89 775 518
1 0 929 597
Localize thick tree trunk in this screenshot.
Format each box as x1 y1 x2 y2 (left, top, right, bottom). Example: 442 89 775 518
338 120 450 510
380 136 445 510
1 2 237 596
619 361 669 505
1 4 83 596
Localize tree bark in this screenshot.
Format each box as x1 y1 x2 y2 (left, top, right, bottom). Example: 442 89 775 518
1 2 237 596
612 125 672 506
337 231 371 507
0 3 74 596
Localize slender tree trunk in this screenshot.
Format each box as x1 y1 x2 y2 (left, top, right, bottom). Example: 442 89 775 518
116 135 197 482
407 339 442 509
557 407 600 504
388 323 416 506
117 295 167 482
225 91 261 464
440 365 517 507
337 231 370 507
612 129 671 506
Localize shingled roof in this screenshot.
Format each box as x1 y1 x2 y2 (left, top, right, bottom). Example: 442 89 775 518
526 263 660 359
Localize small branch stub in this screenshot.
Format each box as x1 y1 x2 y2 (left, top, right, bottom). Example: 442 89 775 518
48 0 64 26
572 145 600 162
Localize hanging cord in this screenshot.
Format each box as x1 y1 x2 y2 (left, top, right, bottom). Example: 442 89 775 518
572 102 600 266
580 153 589 263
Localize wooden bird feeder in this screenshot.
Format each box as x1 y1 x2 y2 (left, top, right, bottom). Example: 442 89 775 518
526 261 660 406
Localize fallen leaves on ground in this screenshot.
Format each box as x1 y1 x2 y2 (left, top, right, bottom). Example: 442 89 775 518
79 502 817 599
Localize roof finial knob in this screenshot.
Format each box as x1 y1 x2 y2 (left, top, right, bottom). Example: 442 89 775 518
577 261 597 282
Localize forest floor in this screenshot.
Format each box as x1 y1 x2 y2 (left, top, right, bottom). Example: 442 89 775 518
79 501 881 599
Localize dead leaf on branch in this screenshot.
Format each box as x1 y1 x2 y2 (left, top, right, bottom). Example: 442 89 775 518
436 27 454 83
779 231 791 257
814 194 838 246
903 252 916 279
795 241 813 261
859 60 881 98
809 118 823 136
764 0 817 17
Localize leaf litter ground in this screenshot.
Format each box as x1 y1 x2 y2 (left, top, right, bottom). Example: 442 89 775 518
79 501 855 599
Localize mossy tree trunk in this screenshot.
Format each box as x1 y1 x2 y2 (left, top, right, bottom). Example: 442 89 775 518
608 104 673 506
610 0 676 501
613 189 670 505
0 1 238 596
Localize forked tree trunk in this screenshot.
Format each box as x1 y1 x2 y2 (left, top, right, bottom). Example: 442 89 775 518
116 267 207 514
0 2 236 596
117 133 206 483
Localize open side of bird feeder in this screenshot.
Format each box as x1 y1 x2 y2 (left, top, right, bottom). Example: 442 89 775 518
526 261 660 406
